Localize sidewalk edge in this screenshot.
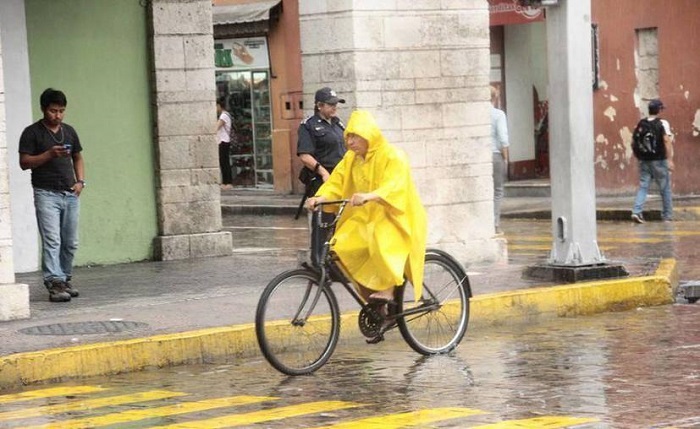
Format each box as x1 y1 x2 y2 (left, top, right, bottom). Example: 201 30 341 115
0 259 677 389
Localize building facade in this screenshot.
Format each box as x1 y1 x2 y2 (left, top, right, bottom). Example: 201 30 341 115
489 0 700 195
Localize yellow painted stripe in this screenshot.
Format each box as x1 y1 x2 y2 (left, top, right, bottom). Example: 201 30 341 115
0 390 186 421
0 386 107 404
646 229 700 236
313 407 486 428
153 401 361 428
508 244 615 251
471 415 598 428
21 395 275 429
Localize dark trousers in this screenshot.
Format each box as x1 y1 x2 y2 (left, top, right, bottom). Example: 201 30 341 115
219 142 232 185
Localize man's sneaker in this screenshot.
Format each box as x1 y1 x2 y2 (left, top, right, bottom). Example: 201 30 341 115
631 213 645 224
45 280 71 303
64 280 79 297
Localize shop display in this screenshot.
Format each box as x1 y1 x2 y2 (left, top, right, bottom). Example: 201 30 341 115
215 69 273 188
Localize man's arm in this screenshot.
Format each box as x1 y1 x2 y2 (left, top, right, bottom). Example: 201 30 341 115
664 134 674 171
500 147 509 162
19 145 69 170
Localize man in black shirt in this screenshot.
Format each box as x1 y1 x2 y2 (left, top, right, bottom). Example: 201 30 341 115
19 88 85 302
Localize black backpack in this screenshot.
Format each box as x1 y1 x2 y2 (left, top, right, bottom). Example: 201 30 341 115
632 118 663 159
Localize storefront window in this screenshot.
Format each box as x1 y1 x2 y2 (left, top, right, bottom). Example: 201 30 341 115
215 37 273 188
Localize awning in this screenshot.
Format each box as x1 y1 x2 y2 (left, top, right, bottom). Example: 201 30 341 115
213 0 282 26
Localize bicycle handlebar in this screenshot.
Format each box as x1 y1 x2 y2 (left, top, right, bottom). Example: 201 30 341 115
314 199 349 208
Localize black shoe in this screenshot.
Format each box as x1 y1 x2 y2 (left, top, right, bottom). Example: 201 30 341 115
45 280 71 303
64 280 79 298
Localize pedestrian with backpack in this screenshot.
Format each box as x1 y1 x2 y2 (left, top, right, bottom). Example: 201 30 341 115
631 99 674 223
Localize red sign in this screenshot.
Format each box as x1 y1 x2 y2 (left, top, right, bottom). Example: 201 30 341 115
489 0 545 26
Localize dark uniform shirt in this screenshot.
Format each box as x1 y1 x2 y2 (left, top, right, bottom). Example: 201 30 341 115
297 113 346 170
18 121 83 191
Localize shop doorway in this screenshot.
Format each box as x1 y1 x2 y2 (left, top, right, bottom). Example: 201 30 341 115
215 38 273 188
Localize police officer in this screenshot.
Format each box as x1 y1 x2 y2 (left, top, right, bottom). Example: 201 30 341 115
297 87 346 199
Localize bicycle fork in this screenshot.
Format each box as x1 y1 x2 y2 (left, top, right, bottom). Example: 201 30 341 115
291 268 330 326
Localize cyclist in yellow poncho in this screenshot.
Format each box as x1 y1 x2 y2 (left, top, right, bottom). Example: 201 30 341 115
306 110 427 303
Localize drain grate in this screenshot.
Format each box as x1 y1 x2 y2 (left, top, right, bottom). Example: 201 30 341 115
19 321 149 336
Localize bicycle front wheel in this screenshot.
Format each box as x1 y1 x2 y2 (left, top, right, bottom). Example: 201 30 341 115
255 268 340 375
397 253 470 355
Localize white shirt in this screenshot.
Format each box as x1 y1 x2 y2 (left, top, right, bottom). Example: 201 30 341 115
217 112 232 143
491 107 509 153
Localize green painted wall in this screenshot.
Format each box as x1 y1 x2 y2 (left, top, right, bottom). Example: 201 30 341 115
25 0 157 264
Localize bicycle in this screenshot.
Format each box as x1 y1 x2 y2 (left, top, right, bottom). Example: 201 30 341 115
255 200 472 375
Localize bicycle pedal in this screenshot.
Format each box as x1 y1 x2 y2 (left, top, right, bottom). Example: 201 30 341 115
365 333 384 344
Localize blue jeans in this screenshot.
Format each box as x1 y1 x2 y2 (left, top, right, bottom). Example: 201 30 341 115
33 188 80 282
632 159 673 220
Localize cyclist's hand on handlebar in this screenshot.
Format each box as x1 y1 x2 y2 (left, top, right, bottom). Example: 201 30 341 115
305 196 326 210
350 193 370 207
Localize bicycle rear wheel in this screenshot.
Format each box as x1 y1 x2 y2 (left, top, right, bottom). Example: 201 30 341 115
397 252 470 355
255 268 340 375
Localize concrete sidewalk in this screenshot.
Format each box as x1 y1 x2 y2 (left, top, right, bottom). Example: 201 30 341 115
0 193 687 389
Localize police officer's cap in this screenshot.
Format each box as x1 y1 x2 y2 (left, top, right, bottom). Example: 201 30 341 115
315 87 345 105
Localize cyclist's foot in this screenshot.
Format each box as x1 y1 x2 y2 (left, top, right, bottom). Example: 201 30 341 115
368 289 395 303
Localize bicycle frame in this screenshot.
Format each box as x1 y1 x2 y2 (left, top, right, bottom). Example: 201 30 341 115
296 200 444 326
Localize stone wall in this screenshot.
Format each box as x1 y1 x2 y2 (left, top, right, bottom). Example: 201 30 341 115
298 0 504 263
150 0 232 260
0 28 30 321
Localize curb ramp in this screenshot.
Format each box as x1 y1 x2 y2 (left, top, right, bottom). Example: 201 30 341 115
0 259 678 390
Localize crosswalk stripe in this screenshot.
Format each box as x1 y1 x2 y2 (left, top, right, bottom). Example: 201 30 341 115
18 395 276 429
469 415 599 428
0 390 186 422
0 387 107 404
312 407 487 428
152 400 362 428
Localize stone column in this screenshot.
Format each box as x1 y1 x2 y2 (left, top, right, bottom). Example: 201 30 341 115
0 29 30 321
149 0 232 260
298 1 503 264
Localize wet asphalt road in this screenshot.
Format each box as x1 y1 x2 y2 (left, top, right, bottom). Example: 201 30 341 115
2 215 699 428
0 304 697 428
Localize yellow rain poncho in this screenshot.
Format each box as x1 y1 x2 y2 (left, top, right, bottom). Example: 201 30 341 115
316 110 427 296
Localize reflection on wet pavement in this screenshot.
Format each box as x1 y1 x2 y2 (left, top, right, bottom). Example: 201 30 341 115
224 213 700 290
3 305 697 428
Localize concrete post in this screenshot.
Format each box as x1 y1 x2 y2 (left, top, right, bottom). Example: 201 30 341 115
546 0 601 266
0 24 30 321
149 0 232 260
525 0 626 282
298 0 504 264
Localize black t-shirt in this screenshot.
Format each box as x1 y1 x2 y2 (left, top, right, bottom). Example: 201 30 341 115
296 114 346 170
18 121 83 191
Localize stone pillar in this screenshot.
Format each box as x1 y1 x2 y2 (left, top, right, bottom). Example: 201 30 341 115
298 1 503 263
149 0 232 260
0 28 30 321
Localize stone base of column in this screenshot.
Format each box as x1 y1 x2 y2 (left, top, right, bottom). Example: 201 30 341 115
153 231 232 261
0 283 30 321
523 263 629 284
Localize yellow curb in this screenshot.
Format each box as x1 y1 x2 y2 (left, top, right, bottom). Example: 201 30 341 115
0 259 677 390
470 258 677 328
